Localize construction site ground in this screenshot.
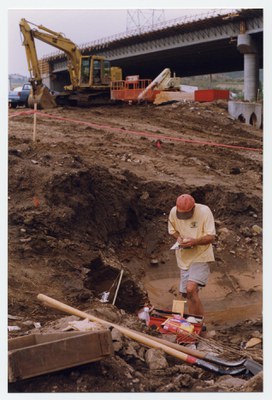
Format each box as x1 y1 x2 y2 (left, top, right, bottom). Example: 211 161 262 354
8 100 263 393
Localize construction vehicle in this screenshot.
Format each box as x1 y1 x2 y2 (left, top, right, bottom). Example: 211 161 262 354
110 75 161 104
137 68 182 102
110 69 183 104
19 19 122 108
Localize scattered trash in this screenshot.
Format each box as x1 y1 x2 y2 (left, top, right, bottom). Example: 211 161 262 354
186 316 199 324
244 337 262 349
33 322 41 329
62 318 103 332
138 307 151 326
99 291 110 303
8 314 23 321
162 317 194 334
184 343 197 350
8 326 21 332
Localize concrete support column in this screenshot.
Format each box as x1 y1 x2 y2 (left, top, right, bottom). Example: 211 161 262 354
244 53 259 101
237 33 259 101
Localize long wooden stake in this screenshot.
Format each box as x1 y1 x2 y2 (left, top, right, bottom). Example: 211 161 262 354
33 102 37 142
112 269 124 305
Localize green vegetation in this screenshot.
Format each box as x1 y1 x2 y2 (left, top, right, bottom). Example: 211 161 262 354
182 70 263 101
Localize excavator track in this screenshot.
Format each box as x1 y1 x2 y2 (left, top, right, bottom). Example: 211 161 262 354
55 91 112 107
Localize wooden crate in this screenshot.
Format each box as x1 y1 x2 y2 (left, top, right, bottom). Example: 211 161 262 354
8 331 113 382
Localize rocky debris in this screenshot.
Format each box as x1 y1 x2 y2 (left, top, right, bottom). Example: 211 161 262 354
241 371 263 392
8 305 263 393
156 372 197 392
145 348 169 370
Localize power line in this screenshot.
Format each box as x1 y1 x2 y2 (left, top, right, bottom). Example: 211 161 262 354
126 9 166 33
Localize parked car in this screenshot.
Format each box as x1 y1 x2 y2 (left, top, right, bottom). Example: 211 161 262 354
8 82 31 108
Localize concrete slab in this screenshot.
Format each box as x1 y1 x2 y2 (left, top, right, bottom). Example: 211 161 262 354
228 100 263 129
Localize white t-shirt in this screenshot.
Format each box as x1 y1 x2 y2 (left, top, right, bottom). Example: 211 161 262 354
168 203 216 270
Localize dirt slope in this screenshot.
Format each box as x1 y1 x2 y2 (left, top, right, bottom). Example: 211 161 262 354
8 100 263 392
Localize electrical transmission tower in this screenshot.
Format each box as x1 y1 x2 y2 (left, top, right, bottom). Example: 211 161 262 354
126 9 166 33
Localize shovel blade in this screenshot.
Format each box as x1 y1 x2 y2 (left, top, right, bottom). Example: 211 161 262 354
196 359 246 375
244 359 263 375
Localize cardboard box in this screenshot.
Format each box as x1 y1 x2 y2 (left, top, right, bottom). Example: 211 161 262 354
8 331 113 382
172 300 186 316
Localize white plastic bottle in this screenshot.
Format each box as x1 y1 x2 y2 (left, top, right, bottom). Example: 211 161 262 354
138 306 150 326
143 306 150 326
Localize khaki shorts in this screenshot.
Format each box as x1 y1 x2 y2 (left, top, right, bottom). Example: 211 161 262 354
179 262 210 294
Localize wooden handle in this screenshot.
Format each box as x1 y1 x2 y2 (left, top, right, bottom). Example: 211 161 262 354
37 294 197 364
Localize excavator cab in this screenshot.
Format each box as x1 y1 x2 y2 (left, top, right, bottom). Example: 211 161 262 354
79 56 111 87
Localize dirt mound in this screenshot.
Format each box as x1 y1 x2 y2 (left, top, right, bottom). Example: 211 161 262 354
8 101 263 392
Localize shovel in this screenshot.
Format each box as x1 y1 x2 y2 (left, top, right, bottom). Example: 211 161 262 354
138 331 262 375
149 308 262 375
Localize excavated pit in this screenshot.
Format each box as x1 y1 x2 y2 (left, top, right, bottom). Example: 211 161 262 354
9 163 262 325
50 167 262 323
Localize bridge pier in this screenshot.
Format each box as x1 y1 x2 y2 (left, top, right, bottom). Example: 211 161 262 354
228 33 262 129
237 33 259 102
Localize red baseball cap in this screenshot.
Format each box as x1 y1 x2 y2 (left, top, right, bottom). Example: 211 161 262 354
176 194 195 220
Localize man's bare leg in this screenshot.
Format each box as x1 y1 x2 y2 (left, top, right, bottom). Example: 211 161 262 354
186 281 204 316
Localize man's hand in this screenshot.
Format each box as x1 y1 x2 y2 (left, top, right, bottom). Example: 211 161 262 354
174 234 215 248
179 237 195 248
177 236 184 245
180 234 216 248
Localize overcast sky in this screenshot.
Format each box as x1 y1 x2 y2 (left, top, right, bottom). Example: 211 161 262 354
8 8 235 76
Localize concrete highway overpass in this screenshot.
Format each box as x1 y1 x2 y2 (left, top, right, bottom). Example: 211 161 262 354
41 9 263 100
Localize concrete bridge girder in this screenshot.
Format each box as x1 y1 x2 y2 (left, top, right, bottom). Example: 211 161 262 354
102 23 242 60
47 12 262 88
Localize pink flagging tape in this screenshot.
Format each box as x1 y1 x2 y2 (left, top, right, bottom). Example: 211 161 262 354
9 109 262 153
9 110 34 118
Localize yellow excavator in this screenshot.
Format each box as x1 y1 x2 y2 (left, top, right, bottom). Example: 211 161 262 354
19 18 122 108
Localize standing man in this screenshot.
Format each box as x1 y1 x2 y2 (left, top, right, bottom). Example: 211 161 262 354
168 194 216 316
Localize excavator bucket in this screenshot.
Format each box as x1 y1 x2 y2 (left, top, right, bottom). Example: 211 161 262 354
28 86 57 109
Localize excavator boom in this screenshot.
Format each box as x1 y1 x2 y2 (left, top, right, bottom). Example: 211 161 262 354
21 20 82 88
19 19 57 108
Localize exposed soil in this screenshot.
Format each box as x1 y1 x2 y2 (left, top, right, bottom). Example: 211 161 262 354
8 100 263 393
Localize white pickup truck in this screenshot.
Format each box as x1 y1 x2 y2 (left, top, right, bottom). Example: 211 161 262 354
8 82 31 108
